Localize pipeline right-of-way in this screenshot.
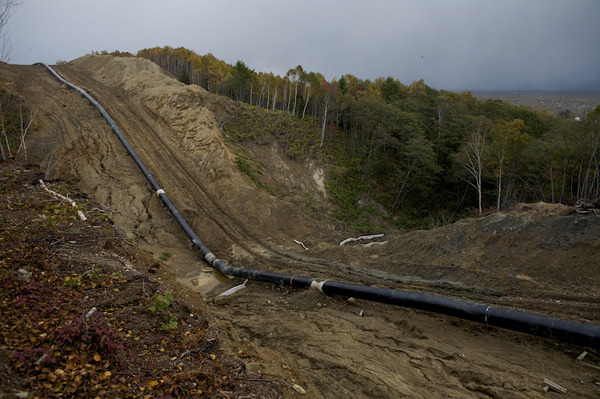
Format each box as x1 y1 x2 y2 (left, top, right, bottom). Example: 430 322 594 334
39 62 600 350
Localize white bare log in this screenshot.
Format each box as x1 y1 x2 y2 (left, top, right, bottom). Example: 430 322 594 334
364 241 388 247
294 239 309 250
38 179 87 221
217 279 248 297
85 307 97 319
340 234 384 246
542 379 567 394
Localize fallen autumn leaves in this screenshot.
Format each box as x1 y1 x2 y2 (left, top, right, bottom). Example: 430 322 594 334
0 162 283 398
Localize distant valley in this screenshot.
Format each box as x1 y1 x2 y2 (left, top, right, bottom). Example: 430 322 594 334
472 90 600 117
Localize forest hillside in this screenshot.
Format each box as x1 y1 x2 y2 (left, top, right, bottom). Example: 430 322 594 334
127 46 600 231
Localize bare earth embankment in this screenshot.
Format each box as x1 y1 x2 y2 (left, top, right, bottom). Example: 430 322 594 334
1 55 599 398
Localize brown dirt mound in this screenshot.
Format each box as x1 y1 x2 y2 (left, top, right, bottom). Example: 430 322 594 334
317 201 600 300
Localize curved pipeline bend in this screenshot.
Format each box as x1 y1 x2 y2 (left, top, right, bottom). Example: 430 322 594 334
37 62 315 290
38 62 600 350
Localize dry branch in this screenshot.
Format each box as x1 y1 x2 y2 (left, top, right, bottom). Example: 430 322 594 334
38 179 87 221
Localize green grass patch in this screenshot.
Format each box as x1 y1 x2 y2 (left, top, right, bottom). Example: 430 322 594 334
222 104 321 160
235 153 275 195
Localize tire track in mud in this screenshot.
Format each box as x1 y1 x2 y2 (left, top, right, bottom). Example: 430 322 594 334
53 66 243 243
33 65 519 398
210 281 596 399
28 62 544 299
51 65 340 274
48 64 434 291
21 61 391 289
44 72 155 234
41 63 600 320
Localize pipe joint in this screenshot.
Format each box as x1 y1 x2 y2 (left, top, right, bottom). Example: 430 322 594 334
484 305 491 324
311 280 327 293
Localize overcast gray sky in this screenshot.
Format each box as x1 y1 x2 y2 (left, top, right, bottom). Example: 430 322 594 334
5 0 600 92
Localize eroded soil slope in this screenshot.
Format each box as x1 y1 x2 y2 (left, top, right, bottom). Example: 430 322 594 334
2 56 599 398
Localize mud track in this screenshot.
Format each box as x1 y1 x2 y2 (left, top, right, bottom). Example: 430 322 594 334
53 65 279 262
3 56 599 398
51 63 403 283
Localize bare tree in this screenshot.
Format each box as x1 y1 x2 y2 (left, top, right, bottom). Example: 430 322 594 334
434 95 452 159
0 96 36 162
16 104 36 160
320 95 329 148
457 117 491 214
0 0 21 62
271 84 278 111
0 103 10 160
301 82 311 119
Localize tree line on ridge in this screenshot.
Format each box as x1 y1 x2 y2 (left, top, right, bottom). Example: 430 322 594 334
103 47 599 228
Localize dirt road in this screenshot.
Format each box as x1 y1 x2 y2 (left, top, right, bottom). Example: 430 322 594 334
2 56 599 397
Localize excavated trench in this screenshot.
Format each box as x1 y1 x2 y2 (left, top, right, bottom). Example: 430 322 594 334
2 56 600 398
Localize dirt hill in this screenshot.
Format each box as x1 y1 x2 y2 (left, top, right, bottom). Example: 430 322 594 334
1 55 599 398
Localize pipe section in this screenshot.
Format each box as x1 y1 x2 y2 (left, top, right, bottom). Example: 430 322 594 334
39 62 600 349
318 281 600 349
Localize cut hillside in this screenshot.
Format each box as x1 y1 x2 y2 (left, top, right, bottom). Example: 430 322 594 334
1 55 600 398
1 56 341 282
2 54 599 316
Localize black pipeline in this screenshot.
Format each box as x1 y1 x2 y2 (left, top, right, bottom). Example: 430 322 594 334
39 63 600 350
318 281 600 349
37 63 315 290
